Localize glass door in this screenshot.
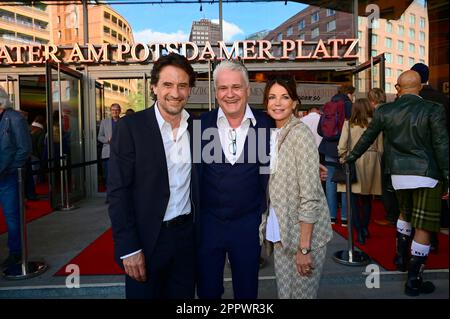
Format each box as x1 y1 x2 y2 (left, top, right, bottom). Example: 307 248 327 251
45 61 85 209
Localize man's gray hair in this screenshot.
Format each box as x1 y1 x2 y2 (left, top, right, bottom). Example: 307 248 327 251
0 86 12 109
213 60 249 87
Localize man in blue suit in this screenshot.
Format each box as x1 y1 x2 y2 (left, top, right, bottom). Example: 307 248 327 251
108 53 199 299
197 60 272 299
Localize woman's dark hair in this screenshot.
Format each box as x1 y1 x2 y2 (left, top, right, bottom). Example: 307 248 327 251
150 53 196 98
262 75 299 108
350 98 373 128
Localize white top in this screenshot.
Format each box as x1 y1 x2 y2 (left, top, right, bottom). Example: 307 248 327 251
154 103 192 221
216 105 256 165
391 175 438 190
121 104 192 260
266 128 281 243
300 112 322 147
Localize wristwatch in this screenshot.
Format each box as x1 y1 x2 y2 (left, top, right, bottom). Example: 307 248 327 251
299 247 311 255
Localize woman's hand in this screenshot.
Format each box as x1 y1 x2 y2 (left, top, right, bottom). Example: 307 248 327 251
295 251 314 277
319 164 328 181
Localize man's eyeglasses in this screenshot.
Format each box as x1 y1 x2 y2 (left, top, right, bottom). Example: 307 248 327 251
228 129 237 156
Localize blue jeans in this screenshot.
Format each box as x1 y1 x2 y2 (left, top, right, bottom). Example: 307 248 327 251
325 160 347 221
0 171 22 256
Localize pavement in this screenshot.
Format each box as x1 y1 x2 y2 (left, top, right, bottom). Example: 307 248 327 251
0 197 448 299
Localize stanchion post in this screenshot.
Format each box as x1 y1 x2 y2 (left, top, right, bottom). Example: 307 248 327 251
3 168 48 280
332 162 370 266
57 155 76 211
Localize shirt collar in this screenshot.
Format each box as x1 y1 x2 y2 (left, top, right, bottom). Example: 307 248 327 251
217 104 256 128
154 102 190 130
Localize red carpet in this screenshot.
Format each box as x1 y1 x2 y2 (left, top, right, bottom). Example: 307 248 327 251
55 229 124 276
0 200 53 235
332 199 449 270
55 200 449 276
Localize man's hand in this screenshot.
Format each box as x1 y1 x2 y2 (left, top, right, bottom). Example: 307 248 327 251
122 251 147 282
319 164 328 182
339 157 346 164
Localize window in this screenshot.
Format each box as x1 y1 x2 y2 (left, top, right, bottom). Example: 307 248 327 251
287 26 293 36
397 69 403 78
57 16 60 24
299 33 305 40
397 40 404 51
326 9 335 16
326 20 336 32
409 14 415 25
311 27 319 39
397 55 404 64
298 19 305 30
409 28 415 40
358 31 363 40
371 50 377 57
385 37 392 48
409 43 415 53
398 25 404 36
311 11 319 24
371 34 377 45
104 12 110 20
419 59 425 64
408 58 415 67
57 31 61 39
386 83 392 92
419 17 426 29
419 31 425 42
386 67 392 77
419 46 425 57
385 22 393 33
276 33 282 41
385 52 392 63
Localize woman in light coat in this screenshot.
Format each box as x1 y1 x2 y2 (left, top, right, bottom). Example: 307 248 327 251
337 98 383 244
260 76 332 299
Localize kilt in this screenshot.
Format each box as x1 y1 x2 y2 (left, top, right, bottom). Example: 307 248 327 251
396 182 443 232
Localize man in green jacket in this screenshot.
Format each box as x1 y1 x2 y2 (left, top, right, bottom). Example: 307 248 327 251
344 70 448 296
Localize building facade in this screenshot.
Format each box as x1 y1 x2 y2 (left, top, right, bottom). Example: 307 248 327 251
189 18 222 45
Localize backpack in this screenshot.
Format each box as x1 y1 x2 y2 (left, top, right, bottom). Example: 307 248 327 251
319 99 345 138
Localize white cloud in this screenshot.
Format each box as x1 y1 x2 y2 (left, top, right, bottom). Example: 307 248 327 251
211 19 244 42
133 29 189 44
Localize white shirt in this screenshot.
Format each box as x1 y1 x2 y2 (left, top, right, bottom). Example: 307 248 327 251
217 105 256 165
391 175 438 190
121 104 191 260
154 103 191 221
300 112 322 147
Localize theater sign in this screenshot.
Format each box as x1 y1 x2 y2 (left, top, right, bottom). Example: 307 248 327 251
0 39 358 66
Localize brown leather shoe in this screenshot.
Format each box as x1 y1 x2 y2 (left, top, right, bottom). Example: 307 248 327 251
374 219 391 226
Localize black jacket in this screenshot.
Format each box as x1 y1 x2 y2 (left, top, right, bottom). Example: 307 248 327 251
347 94 449 189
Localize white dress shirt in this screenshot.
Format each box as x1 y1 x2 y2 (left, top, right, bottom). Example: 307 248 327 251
391 175 438 190
121 104 191 260
216 105 256 165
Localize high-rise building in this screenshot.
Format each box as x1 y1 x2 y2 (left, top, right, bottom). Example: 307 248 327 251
245 30 270 40
189 19 222 45
0 1 50 46
264 0 428 95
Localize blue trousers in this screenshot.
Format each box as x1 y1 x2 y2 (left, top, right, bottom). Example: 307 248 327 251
197 212 261 299
0 171 21 256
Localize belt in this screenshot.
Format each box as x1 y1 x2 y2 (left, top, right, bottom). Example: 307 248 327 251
162 213 192 228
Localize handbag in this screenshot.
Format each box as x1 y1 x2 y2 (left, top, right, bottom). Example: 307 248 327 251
331 121 358 184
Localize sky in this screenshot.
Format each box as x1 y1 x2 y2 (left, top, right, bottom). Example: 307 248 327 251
111 1 308 43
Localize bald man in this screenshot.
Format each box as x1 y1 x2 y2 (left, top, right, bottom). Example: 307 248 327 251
344 70 448 296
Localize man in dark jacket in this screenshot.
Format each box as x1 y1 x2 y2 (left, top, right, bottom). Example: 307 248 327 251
411 63 449 249
0 87 32 270
345 70 448 297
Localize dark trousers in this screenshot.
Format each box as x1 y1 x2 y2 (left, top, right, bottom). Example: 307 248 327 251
380 157 400 223
125 218 195 299
197 212 261 299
